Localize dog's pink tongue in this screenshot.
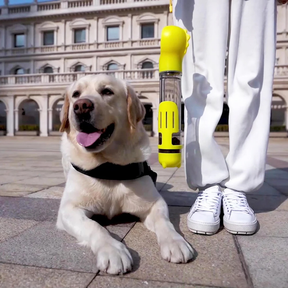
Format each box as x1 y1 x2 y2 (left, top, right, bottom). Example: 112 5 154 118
76 131 102 147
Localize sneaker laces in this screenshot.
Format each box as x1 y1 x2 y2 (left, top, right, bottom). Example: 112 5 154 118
223 190 252 214
194 190 221 215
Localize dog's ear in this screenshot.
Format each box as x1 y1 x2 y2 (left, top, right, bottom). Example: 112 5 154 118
126 84 145 131
59 90 70 132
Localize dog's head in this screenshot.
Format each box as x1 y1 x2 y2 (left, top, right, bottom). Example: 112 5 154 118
59 74 146 153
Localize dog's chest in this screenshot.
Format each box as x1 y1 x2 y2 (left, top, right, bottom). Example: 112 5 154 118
78 180 126 218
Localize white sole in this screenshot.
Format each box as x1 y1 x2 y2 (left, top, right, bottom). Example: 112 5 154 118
224 218 258 235
187 218 220 235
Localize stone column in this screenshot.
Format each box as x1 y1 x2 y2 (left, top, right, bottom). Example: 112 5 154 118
152 106 158 137
94 17 98 45
6 95 15 136
1 26 6 50
61 20 66 50
128 14 132 40
15 108 19 132
40 94 48 136
48 108 53 132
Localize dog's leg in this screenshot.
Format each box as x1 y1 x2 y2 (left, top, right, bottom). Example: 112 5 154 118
57 204 133 274
143 196 194 263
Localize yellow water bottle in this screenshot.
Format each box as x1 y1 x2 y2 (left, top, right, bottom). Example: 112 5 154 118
158 25 189 168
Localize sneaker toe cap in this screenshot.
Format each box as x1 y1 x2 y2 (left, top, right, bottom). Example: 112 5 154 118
228 211 257 224
188 211 217 224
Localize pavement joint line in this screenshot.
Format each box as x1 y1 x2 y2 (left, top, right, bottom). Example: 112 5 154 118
262 181 288 197
233 235 254 288
93 275 235 288
85 273 99 288
0 261 97 275
120 221 137 242
0 221 43 244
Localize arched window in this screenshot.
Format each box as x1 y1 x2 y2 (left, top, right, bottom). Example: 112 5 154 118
141 61 153 79
43 67 53 74
75 65 85 72
107 63 118 71
141 61 153 69
14 68 25 75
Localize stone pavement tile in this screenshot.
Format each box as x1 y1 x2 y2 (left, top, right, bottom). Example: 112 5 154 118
26 186 64 199
0 263 95 288
156 175 172 184
160 191 197 207
152 169 177 176
169 175 188 182
0 183 48 196
121 207 248 288
0 220 134 273
0 196 59 221
252 182 283 196
162 182 196 193
255 211 288 237
247 194 288 212
0 170 49 177
0 175 30 185
43 172 65 179
264 177 288 196
89 276 203 288
14 177 65 186
238 236 288 288
0 218 39 242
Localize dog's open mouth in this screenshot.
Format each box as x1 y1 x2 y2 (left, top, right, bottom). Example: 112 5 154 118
76 123 115 148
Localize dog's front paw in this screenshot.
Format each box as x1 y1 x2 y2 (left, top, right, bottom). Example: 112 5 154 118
94 239 133 275
160 236 194 263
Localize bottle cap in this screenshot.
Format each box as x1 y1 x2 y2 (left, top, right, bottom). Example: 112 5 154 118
159 26 190 73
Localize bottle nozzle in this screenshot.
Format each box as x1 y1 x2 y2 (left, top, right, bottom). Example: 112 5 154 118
169 0 173 13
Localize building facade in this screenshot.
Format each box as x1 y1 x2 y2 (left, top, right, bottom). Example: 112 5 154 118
0 1 287 137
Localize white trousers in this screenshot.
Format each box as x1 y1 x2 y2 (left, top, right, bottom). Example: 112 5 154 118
173 0 276 192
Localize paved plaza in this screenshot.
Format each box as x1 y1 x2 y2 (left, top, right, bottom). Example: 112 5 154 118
0 136 288 288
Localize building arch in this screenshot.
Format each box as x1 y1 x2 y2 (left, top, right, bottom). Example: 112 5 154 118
39 21 58 30
39 63 58 73
102 15 123 25
102 60 125 71
136 13 158 23
0 100 7 133
18 99 40 132
10 65 26 75
69 61 90 72
142 102 153 133
52 98 64 131
69 18 90 28
139 60 155 79
271 94 287 130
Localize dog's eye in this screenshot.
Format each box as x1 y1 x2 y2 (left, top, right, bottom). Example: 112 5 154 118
72 91 81 98
101 88 114 96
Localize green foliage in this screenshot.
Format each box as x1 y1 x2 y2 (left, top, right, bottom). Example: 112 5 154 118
270 126 286 132
53 124 61 131
215 125 229 132
143 124 152 131
19 125 39 131
0 125 6 131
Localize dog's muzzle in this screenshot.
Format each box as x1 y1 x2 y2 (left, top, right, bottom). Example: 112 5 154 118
73 99 94 122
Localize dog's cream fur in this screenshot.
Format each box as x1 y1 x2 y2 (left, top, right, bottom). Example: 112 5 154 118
57 74 194 275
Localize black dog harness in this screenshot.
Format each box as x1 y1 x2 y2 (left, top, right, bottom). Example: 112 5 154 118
72 161 157 185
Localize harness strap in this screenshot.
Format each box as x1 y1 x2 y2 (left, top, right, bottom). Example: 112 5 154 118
72 161 157 186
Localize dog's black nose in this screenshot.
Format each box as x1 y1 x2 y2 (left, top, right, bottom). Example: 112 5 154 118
73 99 94 120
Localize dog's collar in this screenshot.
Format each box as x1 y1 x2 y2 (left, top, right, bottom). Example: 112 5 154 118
71 161 157 185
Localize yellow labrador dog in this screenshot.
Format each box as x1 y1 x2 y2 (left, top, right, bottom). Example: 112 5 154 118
57 74 194 275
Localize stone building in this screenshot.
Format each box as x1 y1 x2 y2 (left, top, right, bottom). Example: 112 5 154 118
0 1 287 136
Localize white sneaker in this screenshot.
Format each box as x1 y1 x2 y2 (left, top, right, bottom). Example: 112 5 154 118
187 185 222 235
222 188 258 235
